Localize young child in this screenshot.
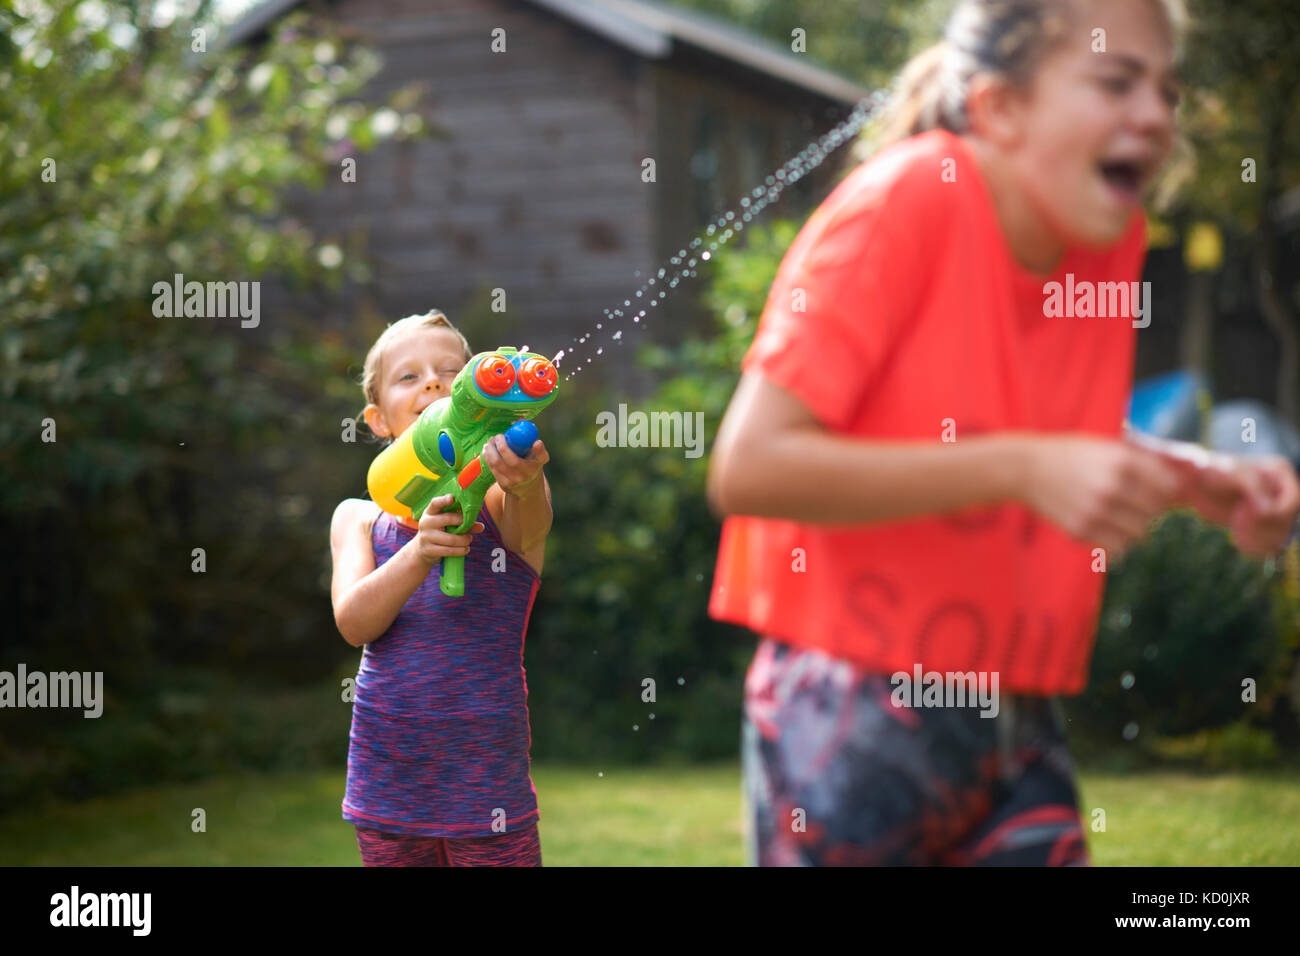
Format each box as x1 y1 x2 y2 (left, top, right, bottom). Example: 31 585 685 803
707 0 1300 866
330 310 553 866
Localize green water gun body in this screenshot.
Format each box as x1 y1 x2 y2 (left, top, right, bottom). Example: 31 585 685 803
367 347 559 596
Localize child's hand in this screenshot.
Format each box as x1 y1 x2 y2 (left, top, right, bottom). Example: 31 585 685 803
1022 436 1182 559
413 494 484 567
1124 433 1300 556
1222 456 1300 556
482 434 550 498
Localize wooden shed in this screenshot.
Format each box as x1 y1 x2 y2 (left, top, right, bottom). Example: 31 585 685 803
228 0 870 366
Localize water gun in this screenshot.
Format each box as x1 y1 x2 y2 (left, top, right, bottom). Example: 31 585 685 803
367 347 558 596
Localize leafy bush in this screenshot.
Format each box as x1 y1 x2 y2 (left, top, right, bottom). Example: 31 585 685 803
1 1 426 681
1067 513 1297 751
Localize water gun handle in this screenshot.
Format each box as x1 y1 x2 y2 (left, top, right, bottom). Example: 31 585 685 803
437 420 541 597
440 552 467 597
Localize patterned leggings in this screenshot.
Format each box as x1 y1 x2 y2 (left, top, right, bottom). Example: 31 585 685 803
354 822 542 866
743 638 1089 866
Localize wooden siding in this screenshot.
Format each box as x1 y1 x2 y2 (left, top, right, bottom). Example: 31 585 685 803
275 0 857 376
297 0 656 360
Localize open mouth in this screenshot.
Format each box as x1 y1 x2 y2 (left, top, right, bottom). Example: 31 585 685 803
1098 159 1147 203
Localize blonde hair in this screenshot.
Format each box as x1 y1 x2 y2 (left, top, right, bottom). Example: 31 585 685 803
870 0 1189 149
359 309 472 414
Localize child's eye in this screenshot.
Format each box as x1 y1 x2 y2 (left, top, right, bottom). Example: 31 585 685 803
400 373 416 381
1100 75 1132 96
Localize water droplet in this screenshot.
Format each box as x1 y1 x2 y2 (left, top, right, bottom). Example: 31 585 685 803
1120 672 1135 690
1122 722 1139 741
613 330 622 340
677 677 685 686
596 347 603 355
701 251 711 260
632 724 639 731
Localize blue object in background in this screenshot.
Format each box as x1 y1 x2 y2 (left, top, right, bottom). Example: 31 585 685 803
1127 369 1208 440
1208 400 1300 470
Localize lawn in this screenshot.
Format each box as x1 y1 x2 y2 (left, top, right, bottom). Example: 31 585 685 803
2 764 1298 865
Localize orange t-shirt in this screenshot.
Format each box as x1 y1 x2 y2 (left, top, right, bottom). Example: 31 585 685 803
708 128 1148 696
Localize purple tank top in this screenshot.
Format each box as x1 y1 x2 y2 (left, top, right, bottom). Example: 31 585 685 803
342 505 541 838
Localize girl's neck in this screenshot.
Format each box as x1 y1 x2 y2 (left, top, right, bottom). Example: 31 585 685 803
961 134 1066 276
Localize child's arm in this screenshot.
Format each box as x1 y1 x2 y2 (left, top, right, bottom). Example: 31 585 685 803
330 496 483 646
482 435 551 577
708 372 1184 559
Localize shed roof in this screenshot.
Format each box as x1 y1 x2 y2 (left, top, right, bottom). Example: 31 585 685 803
224 0 871 104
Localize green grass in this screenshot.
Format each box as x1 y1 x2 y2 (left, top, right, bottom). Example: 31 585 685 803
0 763 745 866
1077 770 1300 865
2 763 1298 865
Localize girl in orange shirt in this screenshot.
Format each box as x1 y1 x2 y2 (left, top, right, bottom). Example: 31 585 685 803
708 0 1300 866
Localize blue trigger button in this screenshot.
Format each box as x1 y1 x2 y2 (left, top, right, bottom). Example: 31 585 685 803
504 420 539 457
438 431 456 466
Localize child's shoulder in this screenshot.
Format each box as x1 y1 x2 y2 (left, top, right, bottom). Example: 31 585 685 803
812 130 962 242
331 497 383 542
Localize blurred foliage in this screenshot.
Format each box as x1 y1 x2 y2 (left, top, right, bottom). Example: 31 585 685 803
0 0 430 784
666 0 950 90
1068 514 1298 746
0 668 351 808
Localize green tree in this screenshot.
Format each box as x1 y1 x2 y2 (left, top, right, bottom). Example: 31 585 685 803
0 0 428 677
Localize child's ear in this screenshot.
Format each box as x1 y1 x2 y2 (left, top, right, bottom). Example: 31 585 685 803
966 74 1027 148
362 403 390 438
